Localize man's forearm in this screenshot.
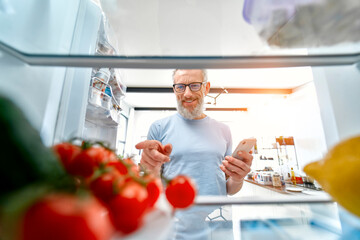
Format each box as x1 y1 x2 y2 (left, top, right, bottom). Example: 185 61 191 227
226 178 244 195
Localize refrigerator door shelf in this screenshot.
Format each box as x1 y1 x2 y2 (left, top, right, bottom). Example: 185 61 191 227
110 108 121 124
88 86 111 110
96 40 116 56
109 69 126 102
86 103 117 127
87 87 121 126
95 13 118 56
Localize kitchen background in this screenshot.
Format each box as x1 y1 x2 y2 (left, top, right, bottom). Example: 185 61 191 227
1 0 360 184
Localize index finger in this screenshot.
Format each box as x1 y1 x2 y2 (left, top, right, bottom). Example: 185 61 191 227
135 140 162 150
160 143 172 156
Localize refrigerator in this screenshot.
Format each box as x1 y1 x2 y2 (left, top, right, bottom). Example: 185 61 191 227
1 0 360 239
0 0 127 153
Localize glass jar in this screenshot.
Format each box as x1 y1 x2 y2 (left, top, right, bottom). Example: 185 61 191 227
272 173 282 187
92 68 111 92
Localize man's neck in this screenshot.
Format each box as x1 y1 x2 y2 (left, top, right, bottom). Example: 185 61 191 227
193 113 207 120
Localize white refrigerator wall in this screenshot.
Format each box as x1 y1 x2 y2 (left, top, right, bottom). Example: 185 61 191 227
127 81 327 173
312 65 360 149
0 1 80 54
284 82 328 171
0 0 102 146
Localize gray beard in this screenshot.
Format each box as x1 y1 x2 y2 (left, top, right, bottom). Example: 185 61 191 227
176 97 205 120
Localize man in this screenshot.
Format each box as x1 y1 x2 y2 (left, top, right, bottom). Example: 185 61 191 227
136 69 253 196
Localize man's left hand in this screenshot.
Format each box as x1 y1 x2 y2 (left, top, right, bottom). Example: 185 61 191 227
220 151 253 183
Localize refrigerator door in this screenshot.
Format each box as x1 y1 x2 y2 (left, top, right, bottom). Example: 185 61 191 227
0 0 120 146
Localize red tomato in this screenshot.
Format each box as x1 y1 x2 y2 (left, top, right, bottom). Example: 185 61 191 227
123 158 140 176
107 181 149 234
21 194 114 240
123 158 136 166
52 142 81 172
106 160 128 175
68 147 117 178
145 175 163 208
90 171 126 203
165 175 197 209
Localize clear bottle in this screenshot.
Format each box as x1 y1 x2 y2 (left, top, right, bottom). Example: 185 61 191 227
290 167 296 185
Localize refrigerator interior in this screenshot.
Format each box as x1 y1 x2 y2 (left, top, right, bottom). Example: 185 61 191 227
1 0 360 238
0 0 128 152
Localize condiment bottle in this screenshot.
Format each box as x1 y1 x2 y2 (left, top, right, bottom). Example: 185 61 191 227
291 167 296 185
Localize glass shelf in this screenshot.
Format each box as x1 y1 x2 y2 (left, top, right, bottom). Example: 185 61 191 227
1 0 360 69
1 40 360 69
137 195 356 240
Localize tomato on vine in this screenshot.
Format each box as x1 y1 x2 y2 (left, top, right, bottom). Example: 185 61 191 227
144 174 163 208
52 142 81 172
21 194 114 240
106 160 128 175
89 170 127 203
68 147 117 178
107 181 149 234
123 157 140 176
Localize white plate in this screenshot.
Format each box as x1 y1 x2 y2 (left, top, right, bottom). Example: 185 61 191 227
286 187 303 192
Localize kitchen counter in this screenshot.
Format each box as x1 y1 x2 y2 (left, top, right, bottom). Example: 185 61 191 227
244 179 323 195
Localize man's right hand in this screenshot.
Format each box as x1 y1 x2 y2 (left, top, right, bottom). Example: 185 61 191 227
135 140 172 176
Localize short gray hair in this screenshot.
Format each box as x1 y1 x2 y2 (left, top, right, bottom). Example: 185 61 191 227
172 69 208 83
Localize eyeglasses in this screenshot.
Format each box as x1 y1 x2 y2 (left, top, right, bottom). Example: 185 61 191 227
173 82 206 93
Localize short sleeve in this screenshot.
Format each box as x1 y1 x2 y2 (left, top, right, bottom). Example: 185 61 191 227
147 121 161 141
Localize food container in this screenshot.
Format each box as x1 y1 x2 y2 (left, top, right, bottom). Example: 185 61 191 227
263 173 272 186
91 68 111 92
272 173 282 187
302 176 315 188
88 87 111 110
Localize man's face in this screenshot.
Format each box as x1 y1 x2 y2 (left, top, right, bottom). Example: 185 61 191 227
173 70 210 119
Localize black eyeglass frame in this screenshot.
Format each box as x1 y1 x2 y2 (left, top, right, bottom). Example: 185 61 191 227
172 82 207 93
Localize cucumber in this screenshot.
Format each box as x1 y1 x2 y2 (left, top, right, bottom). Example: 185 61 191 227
0 95 68 200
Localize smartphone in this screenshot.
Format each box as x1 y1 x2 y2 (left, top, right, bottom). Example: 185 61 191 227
232 138 256 160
